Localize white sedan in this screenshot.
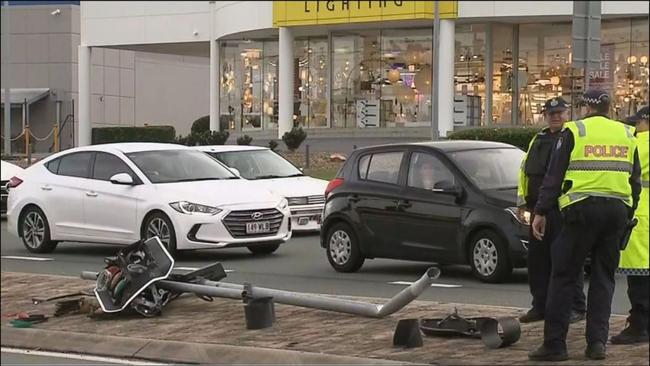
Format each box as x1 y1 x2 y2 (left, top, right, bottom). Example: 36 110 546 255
195 145 328 232
2 160 24 215
6 143 291 256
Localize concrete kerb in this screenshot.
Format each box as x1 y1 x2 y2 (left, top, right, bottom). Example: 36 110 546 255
1 327 409 365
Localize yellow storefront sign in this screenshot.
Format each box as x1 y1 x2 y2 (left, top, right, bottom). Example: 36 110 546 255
273 1 458 27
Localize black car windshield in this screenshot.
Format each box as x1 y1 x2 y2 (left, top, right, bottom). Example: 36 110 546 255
126 149 237 183
449 148 524 190
209 149 303 180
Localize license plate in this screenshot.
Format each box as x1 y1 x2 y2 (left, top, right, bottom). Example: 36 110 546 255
246 221 270 234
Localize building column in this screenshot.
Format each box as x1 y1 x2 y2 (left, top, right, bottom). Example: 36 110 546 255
278 26 294 139
2 0 11 155
438 19 455 137
209 39 220 131
78 45 91 146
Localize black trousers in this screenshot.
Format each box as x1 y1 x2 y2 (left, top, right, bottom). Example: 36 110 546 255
627 275 650 332
528 208 586 313
543 198 627 351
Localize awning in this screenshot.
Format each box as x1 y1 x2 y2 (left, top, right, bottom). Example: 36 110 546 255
1 88 51 105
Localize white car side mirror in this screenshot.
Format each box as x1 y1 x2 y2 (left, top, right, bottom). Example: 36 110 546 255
229 168 241 177
110 173 134 185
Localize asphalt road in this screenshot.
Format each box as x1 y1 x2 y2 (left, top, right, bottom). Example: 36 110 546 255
0 220 631 315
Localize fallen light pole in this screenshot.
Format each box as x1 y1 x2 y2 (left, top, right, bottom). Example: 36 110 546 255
81 266 440 318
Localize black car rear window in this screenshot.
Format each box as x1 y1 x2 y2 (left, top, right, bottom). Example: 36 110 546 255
358 151 403 185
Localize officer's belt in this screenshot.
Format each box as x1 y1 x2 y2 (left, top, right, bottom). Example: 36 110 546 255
564 191 630 205
567 160 633 173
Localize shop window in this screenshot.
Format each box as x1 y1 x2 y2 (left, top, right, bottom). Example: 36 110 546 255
492 24 514 125
262 41 279 130
331 30 381 128
219 41 263 131
295 38 329 128
602 18 649 120
455 24 487 126
518 23 576 125
331 29 432 129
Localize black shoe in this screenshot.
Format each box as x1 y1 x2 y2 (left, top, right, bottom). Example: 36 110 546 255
585 342 607 360
528 345 569 362
610 325 649 344
569 310 586 323
520 308 544 323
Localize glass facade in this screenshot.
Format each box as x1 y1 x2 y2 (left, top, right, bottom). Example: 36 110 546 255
219 17 648 131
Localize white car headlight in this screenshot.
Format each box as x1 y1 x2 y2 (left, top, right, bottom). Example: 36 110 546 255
277 198 289 210
506 207 531 225
169 201 222 215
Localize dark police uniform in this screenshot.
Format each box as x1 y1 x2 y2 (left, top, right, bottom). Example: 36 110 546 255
517 97 586 323
529 89 642 361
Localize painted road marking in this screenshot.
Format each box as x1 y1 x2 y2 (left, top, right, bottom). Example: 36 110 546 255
1 256 53 261
1 347 166 365
388 281 462 288
174 266 234 273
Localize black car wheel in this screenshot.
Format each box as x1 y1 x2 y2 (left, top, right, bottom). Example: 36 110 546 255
469 229 512 283
142 212 178 257
248 243 280 255
20 206 58 253
326 222 365 272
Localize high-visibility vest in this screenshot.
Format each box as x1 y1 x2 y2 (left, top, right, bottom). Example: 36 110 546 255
558 116 637 210
517 131 540 207
620 130 649 272
517 127 556 208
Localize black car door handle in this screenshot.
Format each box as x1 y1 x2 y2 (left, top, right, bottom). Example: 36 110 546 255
347 195 360 203
397 200 412 209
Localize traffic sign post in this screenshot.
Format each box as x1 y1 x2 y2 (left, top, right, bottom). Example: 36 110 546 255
572 1 602 91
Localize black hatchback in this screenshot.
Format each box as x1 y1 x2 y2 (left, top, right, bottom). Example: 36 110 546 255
320 140 530 283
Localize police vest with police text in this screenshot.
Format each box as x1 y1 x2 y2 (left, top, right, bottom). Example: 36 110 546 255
558 116 637 210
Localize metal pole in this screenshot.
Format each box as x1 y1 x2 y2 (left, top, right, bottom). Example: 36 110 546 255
81 267 440 318
431 0 440 140
56 100 61 151
485 23 493 126
584 2 591 91
2 0 11 155
512 25 520 125
209 1 219 132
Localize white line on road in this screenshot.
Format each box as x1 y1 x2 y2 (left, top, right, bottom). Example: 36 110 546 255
1 256 53 261
174 266 234 273
1 347 166 365
388 281 462 288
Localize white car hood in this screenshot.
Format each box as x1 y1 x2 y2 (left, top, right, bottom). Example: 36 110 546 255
156 179 281 207
246 176 328 198
1 161 24 181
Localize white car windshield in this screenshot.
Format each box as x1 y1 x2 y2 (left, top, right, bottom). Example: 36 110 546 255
209 150 304 180
126 150 238 183
448 148 524 190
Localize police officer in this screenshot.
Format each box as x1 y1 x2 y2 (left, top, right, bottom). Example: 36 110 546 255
528 89 642 362
517 97 586 324
611 105 649 344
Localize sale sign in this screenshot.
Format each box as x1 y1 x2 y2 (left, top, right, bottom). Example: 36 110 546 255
589 43 614 89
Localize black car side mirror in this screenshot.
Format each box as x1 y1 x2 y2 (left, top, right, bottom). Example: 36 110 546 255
432 180 463 197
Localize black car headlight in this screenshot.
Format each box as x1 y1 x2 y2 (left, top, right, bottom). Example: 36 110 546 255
506 207 531 226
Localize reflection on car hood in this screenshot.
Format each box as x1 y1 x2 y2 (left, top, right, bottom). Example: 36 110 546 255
483 188 517 208
157 179 281 207
247 176 329 198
